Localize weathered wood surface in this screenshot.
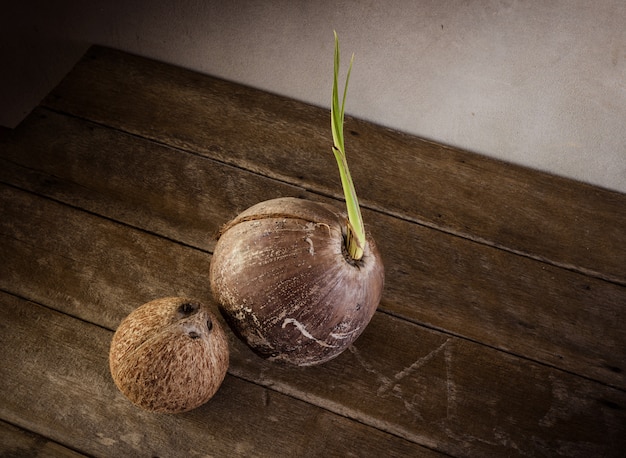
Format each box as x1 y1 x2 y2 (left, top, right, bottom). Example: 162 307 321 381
0 293 435 458
42 47 626 286
1 110 624 390
1 46 625 457
0 184 624 456
0 420 87 458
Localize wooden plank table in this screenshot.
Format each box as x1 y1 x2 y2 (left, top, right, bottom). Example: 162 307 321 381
1 46 625 457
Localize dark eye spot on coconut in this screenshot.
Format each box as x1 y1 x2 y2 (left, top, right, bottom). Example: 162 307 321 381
179 302 199 317
188 331 200 339
207 319 213 332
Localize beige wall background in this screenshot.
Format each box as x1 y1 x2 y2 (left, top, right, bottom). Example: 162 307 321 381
2 1 625 193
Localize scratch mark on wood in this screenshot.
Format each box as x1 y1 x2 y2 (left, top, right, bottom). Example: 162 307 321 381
348 344 391 383
261 389 270 407
539 373 593 429
378 339 451 396
445 341 457 421
349 339 453 422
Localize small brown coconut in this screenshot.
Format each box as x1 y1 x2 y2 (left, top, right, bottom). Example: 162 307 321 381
109 297 229 413
210 197 384 366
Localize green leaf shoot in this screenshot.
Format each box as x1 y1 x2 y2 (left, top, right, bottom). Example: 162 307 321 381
331 31 365 261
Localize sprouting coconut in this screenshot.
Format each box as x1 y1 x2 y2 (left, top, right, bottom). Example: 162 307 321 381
109 297 229 413
210 33 384 366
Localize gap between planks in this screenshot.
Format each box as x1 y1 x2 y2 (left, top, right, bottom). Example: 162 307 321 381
1 184 624 457
1 112 624 391
39 46 626 286
36 105 626 289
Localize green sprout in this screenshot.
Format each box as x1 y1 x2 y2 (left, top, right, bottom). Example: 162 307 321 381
331 31 365 261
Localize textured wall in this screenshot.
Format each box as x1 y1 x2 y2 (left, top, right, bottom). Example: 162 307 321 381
2 1 625 192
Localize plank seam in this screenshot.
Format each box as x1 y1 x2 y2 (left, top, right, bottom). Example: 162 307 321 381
0 418 95 458
38 107 626 287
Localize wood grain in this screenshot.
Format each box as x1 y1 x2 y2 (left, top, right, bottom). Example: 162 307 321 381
1 110 624 390
41 46 626 285
0 292 440 458
0 184 624 456
1 45 625 457
0 420 87 458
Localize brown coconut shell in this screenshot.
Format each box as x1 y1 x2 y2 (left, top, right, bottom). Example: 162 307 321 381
210 197 384 366
109 297 229 413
